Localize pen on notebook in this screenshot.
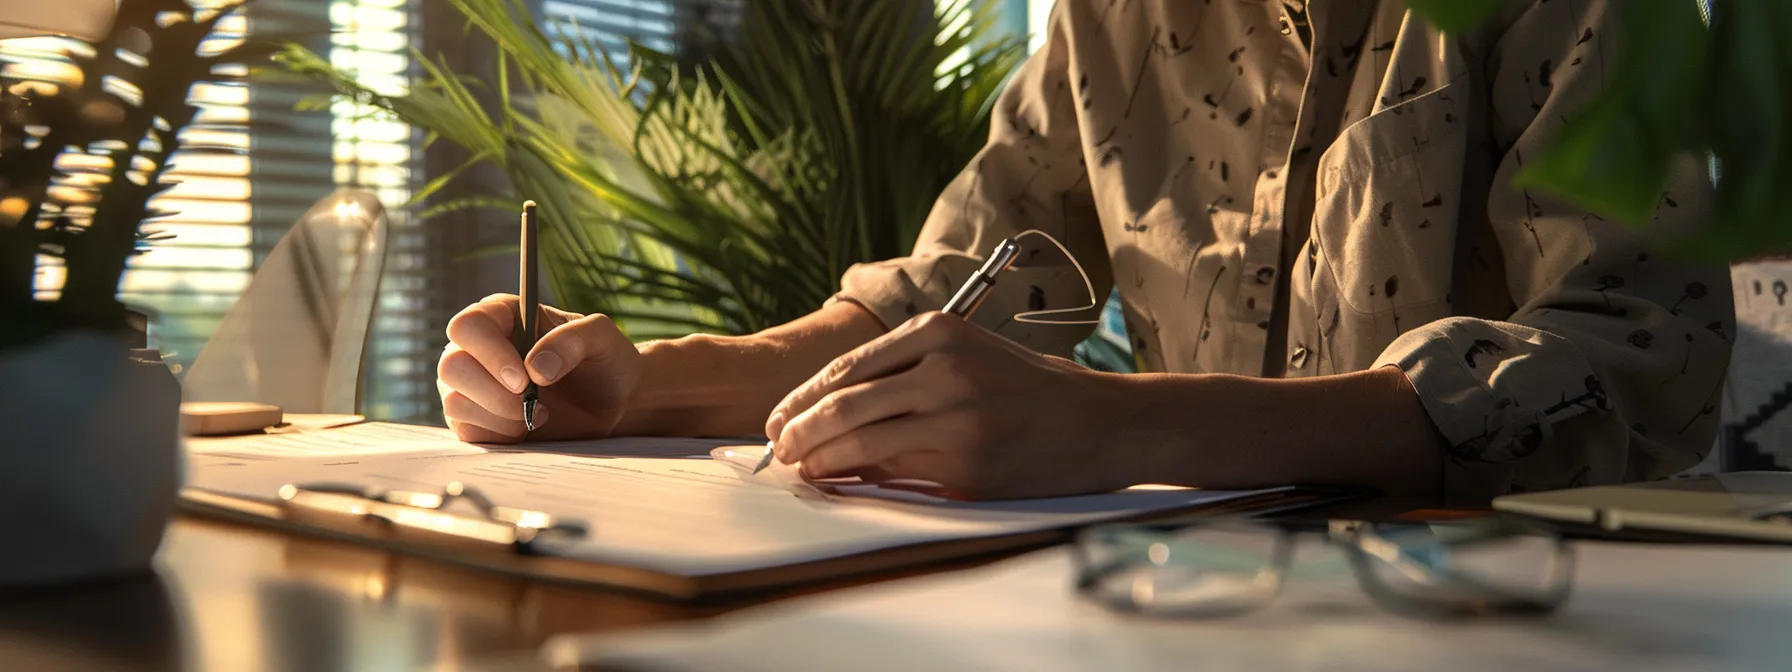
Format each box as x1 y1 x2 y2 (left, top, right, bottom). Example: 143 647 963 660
752 238 1023 474
518 201 541 432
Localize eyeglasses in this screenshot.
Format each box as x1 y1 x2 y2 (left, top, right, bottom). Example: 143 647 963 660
1071 518 1574 619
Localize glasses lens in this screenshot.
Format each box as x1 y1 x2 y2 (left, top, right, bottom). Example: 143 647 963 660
1074 525 1287 616
1353 523 1572 616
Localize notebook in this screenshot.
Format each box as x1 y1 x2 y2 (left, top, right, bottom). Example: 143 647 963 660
1494 471 1792 543
181 422 1353 600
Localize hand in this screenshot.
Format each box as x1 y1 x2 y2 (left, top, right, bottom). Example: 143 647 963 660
764 312 1137 499
437 294 642 443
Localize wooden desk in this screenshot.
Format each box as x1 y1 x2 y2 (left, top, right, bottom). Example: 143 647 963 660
0 516 706 671
0 493 1437 671
0 513 1045 672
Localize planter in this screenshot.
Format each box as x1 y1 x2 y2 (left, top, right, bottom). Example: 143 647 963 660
0 330 182 587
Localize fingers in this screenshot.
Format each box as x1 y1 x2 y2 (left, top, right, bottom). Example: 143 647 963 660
438 343 525 421
525 312 637 387
767 312 974 441
797 415 954 481
773 370 933 465
443 391 545 443
449 419 524 445
445 295 530 394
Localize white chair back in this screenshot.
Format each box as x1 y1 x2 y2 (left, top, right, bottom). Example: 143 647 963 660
181 189 389 414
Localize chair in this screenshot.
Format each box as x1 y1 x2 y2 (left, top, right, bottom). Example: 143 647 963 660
181 189 390 414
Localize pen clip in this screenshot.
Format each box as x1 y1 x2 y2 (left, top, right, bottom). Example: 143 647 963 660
277 481 587 553
944 238 1022 317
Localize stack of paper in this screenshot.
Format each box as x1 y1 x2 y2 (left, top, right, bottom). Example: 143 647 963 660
181 423 1313 597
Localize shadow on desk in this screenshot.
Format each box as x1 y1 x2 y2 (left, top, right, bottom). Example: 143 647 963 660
0 492 1463 672
0 571 181 671
0 515 1037 671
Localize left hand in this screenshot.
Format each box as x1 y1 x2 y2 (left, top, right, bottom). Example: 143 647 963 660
764 312 1138 499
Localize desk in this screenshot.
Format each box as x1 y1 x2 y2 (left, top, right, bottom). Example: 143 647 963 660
0 512 1049 671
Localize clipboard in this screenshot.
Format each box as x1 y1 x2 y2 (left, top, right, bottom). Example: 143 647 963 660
177 481 1364 602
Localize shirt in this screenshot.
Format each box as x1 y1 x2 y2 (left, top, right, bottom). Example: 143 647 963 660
831 0 1733 503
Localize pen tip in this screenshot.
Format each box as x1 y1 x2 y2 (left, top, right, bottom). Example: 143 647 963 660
523 400 538 432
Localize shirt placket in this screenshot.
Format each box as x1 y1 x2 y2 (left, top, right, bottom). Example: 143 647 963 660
1237 2 1312 376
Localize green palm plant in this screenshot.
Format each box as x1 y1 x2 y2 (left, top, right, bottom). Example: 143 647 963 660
275 0 1023 339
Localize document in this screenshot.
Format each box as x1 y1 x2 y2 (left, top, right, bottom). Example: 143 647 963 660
184 422 481 463
185 421 739 466
186 445 1282 577
181 422 1306 594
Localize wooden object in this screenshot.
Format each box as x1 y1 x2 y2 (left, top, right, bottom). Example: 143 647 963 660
180 402 282 436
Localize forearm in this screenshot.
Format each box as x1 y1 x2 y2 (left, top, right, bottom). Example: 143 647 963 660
613 301 886 437
1118 366 1445 497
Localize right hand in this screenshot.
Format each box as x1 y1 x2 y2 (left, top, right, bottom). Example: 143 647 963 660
437 294 643 443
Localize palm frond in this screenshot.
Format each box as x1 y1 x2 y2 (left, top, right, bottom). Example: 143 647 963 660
283 0 1023 338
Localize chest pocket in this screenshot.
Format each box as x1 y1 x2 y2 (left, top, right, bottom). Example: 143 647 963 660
1308 83 1467 317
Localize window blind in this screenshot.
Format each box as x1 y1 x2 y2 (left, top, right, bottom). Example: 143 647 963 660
1 0 429 421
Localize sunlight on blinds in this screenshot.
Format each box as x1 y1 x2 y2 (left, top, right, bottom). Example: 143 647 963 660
4 2 428 419
331 0 426 420
3 9 255 367
541 0 676 70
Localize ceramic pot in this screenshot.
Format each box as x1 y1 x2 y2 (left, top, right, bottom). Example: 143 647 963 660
0 330 182 586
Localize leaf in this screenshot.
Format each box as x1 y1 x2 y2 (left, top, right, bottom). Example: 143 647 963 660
278 0 1021 337
1674 0 1792 260
1403 0 1502 33
415 194 515 222
1514 0 1710 227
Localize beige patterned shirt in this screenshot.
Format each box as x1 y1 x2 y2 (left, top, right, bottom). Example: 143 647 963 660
833 0 1732 502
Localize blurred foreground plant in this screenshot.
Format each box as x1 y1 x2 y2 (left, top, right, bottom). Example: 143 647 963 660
1407 0 1788 260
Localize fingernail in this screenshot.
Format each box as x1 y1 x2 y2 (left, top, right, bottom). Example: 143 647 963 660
532 351 564 383
532 403 549 429
765 411 786 441
500 367 526 393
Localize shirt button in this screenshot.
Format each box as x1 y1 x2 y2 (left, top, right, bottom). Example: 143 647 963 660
1255 266 1276 284
1290 346 1310 369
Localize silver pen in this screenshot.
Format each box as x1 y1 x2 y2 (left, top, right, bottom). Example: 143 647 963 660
752 238 1022 474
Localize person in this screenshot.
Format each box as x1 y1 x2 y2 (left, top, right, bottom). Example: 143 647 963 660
435 0 1732 504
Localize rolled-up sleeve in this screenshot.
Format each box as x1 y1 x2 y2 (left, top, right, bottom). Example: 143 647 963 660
831 2 1110 358
1375 0 1733 502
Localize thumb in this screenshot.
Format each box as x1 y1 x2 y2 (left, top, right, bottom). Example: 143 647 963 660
525 313 638 386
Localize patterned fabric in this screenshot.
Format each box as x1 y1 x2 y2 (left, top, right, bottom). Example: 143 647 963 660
831 0 1732 501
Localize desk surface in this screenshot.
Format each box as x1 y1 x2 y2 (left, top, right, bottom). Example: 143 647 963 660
1 516 701 671
1 512 1055 672
0 491 1433 672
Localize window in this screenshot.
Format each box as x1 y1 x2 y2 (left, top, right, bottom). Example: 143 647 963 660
328 0 427 421
538 0 742 71
2 0 428 420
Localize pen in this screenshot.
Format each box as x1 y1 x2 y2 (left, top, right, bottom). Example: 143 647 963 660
942 238 1022 318
518 201 541 432
752 238 1022 474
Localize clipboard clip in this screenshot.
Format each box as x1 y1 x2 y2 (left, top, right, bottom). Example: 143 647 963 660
277 481 588 552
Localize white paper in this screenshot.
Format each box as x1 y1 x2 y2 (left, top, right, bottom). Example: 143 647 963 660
186 447 1277 577
546 541 1792 672
184 421 479 463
